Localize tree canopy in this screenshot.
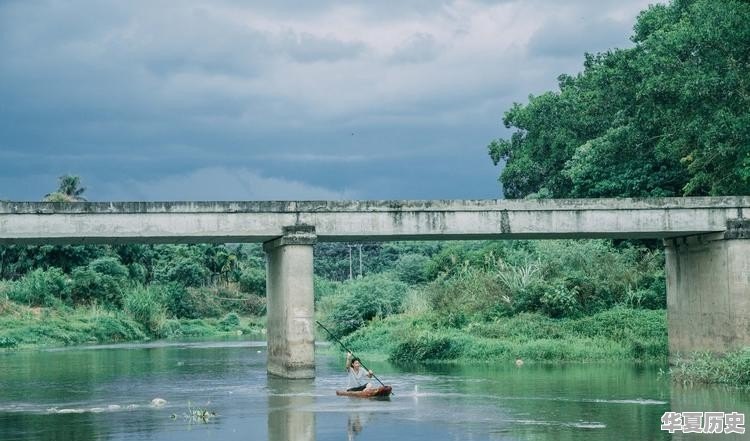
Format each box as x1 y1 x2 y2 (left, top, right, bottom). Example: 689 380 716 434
44 175 87 202
489 0 750 199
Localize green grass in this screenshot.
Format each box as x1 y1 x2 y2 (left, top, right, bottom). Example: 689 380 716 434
0 301 265 349
338 307 668 364
670 349 750 387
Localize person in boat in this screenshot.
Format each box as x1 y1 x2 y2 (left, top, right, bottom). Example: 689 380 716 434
345 351 374 392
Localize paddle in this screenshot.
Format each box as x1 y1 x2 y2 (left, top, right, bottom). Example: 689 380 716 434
316 320 389 390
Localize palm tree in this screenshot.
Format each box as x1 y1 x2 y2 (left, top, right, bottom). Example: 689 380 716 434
44 174 87 202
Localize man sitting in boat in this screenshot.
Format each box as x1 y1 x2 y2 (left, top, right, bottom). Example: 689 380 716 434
345 351 374 391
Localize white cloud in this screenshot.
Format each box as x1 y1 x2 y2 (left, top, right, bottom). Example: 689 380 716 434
96 167 358 201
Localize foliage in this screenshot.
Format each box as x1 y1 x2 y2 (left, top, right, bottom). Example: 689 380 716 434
490 0 750 198
320 273 408 338
314 242 443 281
44 174 87 202
540 284 580 318
7 268 70 307
123 286 167 336
394 253 431 285
70 257 130 307
154 256 209 288
340 308 668 364
670 349 750 386
218 312 241 331
0 337 18 348
239 267 266 296
390 331 466 363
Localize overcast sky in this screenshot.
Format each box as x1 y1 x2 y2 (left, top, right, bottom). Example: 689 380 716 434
0 0 661 201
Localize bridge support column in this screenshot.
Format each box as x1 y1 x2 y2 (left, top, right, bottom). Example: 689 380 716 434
665 219 750 356
263 225 317 379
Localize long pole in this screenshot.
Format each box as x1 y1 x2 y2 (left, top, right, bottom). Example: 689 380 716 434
316 320 387 388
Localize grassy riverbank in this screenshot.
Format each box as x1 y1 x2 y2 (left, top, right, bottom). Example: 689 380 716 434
0 295 263 349
670 349 750 387
337 307 667 363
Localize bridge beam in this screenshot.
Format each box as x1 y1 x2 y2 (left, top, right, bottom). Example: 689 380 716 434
264 225 317 379
665 219 750 356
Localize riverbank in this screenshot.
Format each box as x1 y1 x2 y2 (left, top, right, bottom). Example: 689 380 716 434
670 349 750 387
0 299 263 349
337 307 668 364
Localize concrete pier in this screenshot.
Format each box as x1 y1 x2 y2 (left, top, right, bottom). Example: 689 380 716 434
665 219 750 356
264 225 317 379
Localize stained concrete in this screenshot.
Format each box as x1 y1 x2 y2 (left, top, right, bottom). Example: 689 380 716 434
1 197 748 244
665 220 750 356
264 226 316 379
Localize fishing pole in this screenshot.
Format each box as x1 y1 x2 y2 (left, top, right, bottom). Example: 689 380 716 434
316 320 388 389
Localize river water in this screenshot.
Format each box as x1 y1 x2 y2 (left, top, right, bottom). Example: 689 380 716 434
1 338 748 440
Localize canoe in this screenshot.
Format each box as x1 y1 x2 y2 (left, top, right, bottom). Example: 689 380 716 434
336 385 392 398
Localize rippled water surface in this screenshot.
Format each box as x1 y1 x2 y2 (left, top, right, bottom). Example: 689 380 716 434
1 339 748 440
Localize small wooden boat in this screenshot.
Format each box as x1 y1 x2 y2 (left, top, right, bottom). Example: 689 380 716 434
336 385 392 398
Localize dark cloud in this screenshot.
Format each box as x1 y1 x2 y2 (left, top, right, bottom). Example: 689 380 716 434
0 0 659 202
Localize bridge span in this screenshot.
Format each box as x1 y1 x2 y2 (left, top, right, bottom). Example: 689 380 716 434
1 197 748 377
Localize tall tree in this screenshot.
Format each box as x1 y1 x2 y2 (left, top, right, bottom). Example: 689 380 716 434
44 174 87 202
490 0 750 198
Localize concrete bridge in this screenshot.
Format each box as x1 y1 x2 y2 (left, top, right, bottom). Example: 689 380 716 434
1 197 748 377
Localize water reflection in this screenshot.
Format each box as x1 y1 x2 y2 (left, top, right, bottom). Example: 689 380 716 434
346 412 369 441
669 384 750 441
1 340 749 441
267 378 315 441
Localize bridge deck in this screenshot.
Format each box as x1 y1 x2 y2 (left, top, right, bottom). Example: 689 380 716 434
0 197 747 244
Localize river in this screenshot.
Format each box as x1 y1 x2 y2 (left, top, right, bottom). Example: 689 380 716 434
1 338 747 440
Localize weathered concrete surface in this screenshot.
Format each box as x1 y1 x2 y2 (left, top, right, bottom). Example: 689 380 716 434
0 197 747 244
264 226 316 379
665 220 750 356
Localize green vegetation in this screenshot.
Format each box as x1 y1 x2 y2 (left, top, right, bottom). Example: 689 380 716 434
339 308 666 364
0 301 262 348
670 349 750 387
316 240 668 363
489 0 750 198
0 177 268 348
4 0 748 390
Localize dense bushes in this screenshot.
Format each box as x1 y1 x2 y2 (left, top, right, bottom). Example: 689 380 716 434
7 268 70 306
239 267 266 295
70 257 130 307
421 240 665 323
671 349 750 387
319 274 408 338
123 286 167 335
340 308 668 364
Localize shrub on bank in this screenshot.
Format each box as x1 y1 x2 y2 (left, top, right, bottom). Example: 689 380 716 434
339 307 668 363
239 267 266 296
70 257 130 307
7 268 70 307
123 286 167 336
670 349 750 386
320 273 407 338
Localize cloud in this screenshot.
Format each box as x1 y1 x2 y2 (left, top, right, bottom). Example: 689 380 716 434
0 0 664 201
96 167 358 201
388 33 441 64
527 16 634 58
279 31 367 63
